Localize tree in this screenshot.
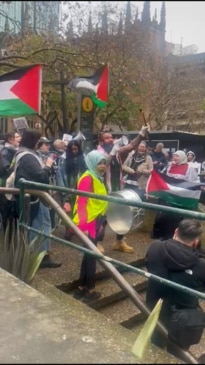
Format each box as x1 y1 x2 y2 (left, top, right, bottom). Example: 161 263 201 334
125 1 131 30
0 1 172 135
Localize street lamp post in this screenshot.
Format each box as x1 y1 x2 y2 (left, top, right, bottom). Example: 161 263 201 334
60 70 67 133
43 73 69 133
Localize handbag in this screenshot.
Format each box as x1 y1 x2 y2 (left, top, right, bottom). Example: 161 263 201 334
168 307 205 348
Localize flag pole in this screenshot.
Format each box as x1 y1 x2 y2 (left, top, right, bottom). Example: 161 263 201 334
77 91 82 134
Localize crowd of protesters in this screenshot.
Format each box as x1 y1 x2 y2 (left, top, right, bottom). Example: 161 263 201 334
1 126 205 360
0 128 204 261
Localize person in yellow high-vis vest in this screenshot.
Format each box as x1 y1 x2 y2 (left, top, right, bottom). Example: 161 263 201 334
72 150 108 304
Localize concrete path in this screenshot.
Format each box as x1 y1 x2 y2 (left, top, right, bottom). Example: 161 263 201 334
0 268 182 364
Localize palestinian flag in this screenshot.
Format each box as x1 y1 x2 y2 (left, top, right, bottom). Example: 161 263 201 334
0 64 42 116
146 170 202 210
68 64 108 108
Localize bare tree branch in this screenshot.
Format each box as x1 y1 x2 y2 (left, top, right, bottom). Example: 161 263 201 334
0 55 29 61
0 62 22 68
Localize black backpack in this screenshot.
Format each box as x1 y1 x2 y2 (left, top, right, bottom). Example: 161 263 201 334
168 307 205 348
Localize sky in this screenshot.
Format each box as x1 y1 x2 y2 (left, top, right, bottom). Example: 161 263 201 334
151 1 205 53
122 1 205 53
62 1 205 54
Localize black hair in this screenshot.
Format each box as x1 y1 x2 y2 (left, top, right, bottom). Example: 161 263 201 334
3 132 15 142
20 129 41 150
65 140 86 176
177 219 202 243
66 140 83 159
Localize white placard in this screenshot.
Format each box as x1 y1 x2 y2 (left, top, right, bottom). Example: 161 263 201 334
13 117 28 130
62 133 73 145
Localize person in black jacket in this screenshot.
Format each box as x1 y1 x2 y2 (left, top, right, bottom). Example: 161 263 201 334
14 129 61 268
151 142 167 172
0 132 22 230
65 140 87 189
146 219 205 355
1 131 21 167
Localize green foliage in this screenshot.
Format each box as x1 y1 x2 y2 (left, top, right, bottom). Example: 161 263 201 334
0 219 46 283
132 299 163 360
1 8 165 133
201 99 205 111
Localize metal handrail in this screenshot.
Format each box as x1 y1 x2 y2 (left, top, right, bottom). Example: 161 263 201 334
1 183 205 299
18 178 205 220
0 181 201 363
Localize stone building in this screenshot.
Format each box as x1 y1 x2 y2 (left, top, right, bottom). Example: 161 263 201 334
117 2 205 133
165 52 205 133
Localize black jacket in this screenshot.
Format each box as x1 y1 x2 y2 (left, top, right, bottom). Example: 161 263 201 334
14 150 52 220
151 151 167 172
14 150 51 187
1 145 16 165
146 239 205 311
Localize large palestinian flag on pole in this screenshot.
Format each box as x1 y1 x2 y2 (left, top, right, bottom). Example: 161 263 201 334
146 169 202 210
68 64 109 108
0 64 42 116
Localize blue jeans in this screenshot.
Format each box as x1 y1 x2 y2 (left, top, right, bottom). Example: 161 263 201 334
29 202 51 252
56 158 67 188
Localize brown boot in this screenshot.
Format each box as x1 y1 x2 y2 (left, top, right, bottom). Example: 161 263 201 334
97 243 105 254
112 238 134 253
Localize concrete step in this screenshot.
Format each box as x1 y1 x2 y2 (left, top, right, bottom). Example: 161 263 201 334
1 269 141 365
98 296 147 326
31 275 183 364
56 257 146 292
89 269 148 310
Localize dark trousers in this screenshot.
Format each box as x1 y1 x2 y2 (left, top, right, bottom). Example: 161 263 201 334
78 237 97 290
0 195 19 232
151 199 184 240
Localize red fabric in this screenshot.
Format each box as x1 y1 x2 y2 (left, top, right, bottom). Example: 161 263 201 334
11 65 42 113
167 163 189 176
147 170 169 193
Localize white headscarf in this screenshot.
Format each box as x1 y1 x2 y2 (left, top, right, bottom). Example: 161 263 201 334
174 150 187 165
187 150 196 161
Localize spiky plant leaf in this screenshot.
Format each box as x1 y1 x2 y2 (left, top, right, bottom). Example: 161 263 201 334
29 231 45 253
20 233 30 281
132 298 163 360
19 231 45 283
20 232 39 280
4 220 14 270
12 224 26 278
10 222 17 272
0 218 46 284
26 250 47 283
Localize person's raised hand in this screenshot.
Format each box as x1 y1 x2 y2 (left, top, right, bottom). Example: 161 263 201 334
139 124 151 137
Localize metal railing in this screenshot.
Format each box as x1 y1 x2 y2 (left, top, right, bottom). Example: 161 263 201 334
1 179 205 364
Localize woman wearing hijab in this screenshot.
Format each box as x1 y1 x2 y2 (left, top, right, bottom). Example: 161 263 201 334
152 150 199 240
72 150 108 304
166 150 198 182
187 150 196 163
186 150 201 179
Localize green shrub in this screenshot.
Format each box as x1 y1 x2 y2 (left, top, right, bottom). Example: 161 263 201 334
0 219 46 283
